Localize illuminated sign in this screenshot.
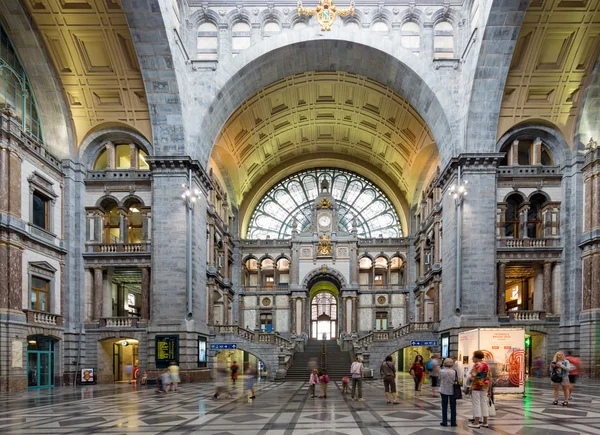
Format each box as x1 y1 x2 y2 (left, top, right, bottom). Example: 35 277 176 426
155 335 179 368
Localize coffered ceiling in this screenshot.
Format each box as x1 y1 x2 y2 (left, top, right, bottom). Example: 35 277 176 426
498 0 600 146
211 71 437 207
25 0 152 147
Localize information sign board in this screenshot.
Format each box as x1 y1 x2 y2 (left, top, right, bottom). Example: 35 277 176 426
155 335 179 368
410 340 438 347
209 343 237 350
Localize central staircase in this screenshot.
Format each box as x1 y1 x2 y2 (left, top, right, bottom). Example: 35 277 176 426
285 340 352 382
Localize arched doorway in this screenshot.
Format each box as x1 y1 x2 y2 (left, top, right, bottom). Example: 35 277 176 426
99 337 139 383
310 292 337 340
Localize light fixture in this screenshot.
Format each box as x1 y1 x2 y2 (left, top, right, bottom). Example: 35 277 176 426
129 207 139 212
121 340 129 346
28 340 37 345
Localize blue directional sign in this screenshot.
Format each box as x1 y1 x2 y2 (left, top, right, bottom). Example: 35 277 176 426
410 340 438 347
209 343 237 350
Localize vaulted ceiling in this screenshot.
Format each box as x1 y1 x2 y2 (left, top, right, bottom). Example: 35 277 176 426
498 0 600 146
25 0 152 148
211 71 438 211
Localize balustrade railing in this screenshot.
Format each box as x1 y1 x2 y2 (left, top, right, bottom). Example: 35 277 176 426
241 285 290 293
100 317 139 328
213 325 292 347
25 310 62 326
498 238 559 248
508 310 546 321
86 242 151 253
355 322 434 347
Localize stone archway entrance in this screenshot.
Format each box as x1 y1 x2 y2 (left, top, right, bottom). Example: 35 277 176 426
310 283 339 340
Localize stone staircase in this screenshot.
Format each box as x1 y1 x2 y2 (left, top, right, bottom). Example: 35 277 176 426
285 340 352 382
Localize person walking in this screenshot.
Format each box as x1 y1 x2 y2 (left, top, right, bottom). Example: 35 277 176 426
550 352 570 406
309 368 319 398
231 361 239 385
410 355 425 395
533 356 543 378
380 355 399 404
168 361 180 392
430 354 441 397
468 350 491 429
439 358 458 427
565 350 581 400
350 357 365 402
213 364 230 399
245 364 257 400
319 370 329 398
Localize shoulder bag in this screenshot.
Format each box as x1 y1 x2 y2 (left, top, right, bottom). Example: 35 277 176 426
453 370 462 400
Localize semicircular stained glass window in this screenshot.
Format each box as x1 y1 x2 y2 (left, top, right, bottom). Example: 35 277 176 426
247 168 403 239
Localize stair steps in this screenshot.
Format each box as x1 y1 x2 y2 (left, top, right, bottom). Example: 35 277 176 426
285 340 352 382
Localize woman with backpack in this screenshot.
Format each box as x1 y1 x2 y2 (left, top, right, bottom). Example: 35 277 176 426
380 355 399 404
550 351 571 406
319 370 329 398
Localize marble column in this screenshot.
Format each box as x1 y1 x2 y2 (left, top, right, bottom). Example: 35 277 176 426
207 284 215 325
419 241 425 276
350 247 358 285
129 143 138 169
93 268 103 320
223 293 229 324
532 138 542 165
592 255 600 309
543 262 553 314
223 244 229 282
418 292 425 322
0 146 22 218
594 175 600 231
105 141 115 169
583 256 592 311
208 223 215 267
584 175 593 233
342 296 347 333
434 221 441 264
0 243 23 311
301 298 306 333
140 267 150 320
351 297 357 332
290 297 296 334
497 262 507 315
119 209 127 243
509 140 519 165
433 281 440 323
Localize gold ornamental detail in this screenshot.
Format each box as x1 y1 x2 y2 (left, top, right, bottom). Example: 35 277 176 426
317 235 333 256
317 197 333 209
298 0 355 31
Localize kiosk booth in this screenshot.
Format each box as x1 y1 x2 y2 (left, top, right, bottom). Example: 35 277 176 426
458 328 525 394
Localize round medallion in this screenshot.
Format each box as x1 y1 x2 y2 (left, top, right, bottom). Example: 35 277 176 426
262 297 271 306
377 296 386 305
319 215 331 227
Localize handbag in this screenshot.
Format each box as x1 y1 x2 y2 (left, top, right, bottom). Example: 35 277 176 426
488 398 496 417
453 370 462 400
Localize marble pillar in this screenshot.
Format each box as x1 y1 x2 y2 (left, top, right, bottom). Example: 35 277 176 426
93 268 103 320
543 262 553 313
497 262 507 315
140 267 150 320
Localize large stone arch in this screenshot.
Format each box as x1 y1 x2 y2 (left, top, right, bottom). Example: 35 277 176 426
201 30 460 170
121 0 187 155
302 266 348 290
465 0 529 154
0 0 73 159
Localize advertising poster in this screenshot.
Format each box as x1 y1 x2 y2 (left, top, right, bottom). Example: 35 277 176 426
457 328 525 394
479 328 525 393
80 368 95 384
198 336 207 368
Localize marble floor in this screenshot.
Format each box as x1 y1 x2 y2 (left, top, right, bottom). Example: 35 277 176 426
1 374 599 434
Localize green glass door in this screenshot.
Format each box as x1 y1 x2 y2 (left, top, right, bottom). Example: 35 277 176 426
27 336 55 389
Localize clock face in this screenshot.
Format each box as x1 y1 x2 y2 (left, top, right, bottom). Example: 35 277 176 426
318 215 331 228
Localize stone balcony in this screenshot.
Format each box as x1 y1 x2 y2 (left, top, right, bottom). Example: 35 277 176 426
497 238 562 261
498 238 559 248
99 317 140 328
24 310 63 327
85 242 151 253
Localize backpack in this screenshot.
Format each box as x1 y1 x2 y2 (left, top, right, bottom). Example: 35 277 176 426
550 365 563 383
426 360 433 371
322 375 329 384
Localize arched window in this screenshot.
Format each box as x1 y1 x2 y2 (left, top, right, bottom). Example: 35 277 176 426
261 258 274 287
390 256 405 285
197 22 218 60
359 257 372 286
232 22 251 54
263 21 281 38
345 21 360 31
434 21 454 59
293 21 308 31
247 168 403 239
504 195 523 238
527 194 547 239
401 22 420 56
244 258 258 286
93 143 149 170
103 202 121 243
0 23 44 143
374 257 388 286
372 21 389 34
126 201 143 243
277 258 290 286
518 140 532 165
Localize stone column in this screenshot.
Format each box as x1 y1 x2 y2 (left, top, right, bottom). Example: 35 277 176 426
290 297 296 334
509 140 519 165
419 240 425 277
208 223 215 267
341 296 347 333
583 255 592 311
351 296 357 332
351 247 358 285
592 255 600 309
594 175 600 231
0 145 22 218
532 138 542 165
140 266 150 320
93 268 103 320
543 262 553 314
301 298 307 333
105 141 115 169
129 143 138 169
223 243 229 282
584 175 593 233
418 292 425 322
434 221 441 264
223 293 229 324
207 284 215 325
433 281 440 323
119 209 128 243
497 262 507 315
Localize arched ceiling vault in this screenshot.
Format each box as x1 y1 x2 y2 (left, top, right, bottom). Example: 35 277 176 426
498 0 600 146
211 71 438 233
25 0 152 148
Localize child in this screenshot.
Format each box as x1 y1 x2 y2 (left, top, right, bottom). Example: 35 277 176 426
309 369 319 398
319 370 329 398
342 376 349 394
156 369 170 394
141 371 148 385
